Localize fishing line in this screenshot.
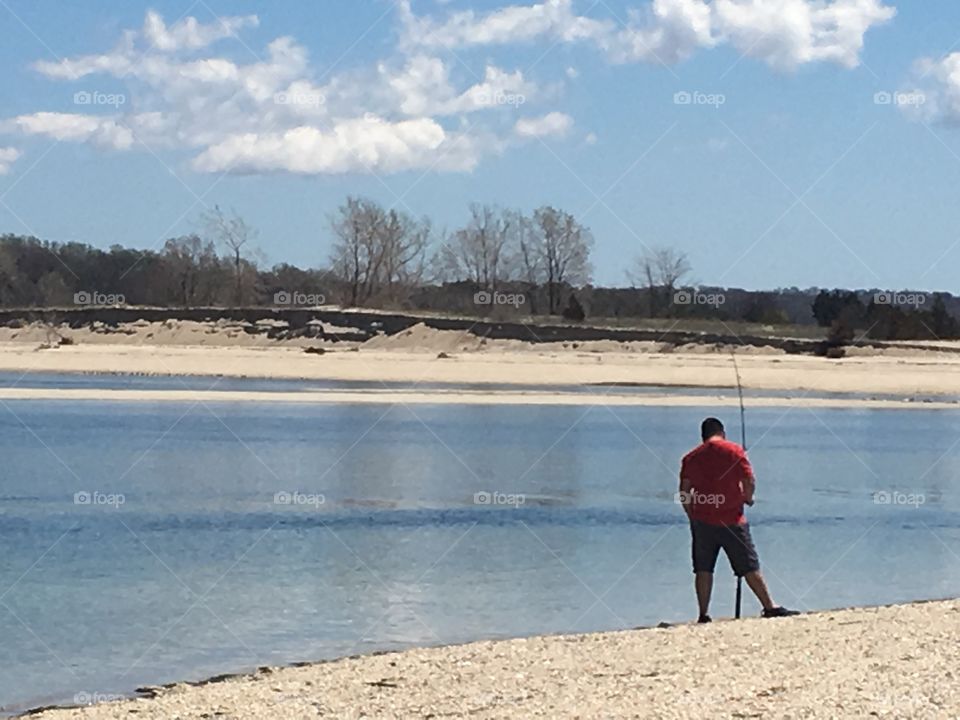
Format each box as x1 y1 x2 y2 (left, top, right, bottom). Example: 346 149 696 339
732 352 746 619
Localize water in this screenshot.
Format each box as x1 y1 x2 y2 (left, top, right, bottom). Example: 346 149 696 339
1 370 951 402
2 394 959 713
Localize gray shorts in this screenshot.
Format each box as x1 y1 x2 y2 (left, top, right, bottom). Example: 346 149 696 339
691 520 760 576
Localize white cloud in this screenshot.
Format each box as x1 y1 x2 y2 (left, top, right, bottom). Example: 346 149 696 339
4 113 134 150
400 0 896 70
446 65 536 113
1 2 899 179
7 10 556 176
32 13 260 80
142 11 259 53
900 54 960 124
398 0 611 51
29 22 313 151
192 117 479 174
0 147 21 174
607 0 716 64
378 54 539 117
383 55 452 116
514 112 574 138
32 34 137 81
712 0 896 70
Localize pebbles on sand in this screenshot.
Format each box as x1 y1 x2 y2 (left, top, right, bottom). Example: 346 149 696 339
34 599 960 719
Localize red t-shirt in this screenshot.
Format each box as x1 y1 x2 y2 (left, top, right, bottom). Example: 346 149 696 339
680 437 752 526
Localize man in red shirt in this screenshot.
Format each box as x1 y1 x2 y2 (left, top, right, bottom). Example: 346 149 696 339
679 417 798 623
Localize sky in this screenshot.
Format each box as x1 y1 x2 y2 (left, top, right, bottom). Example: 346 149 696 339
1 0 960 291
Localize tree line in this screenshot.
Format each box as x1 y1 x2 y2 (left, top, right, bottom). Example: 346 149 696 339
0 200 595 316
812 289 960 341
1 197 957 341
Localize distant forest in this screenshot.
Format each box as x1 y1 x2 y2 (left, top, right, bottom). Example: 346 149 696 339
1 197 957 341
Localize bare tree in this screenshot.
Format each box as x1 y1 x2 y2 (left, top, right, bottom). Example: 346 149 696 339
437 204 515 289
330 197 379 306
378 208 430 301
328 197 430 307
516 212 542 313
203 205 257 306
516 212 540 283
628 247 691 317
528 206 593 314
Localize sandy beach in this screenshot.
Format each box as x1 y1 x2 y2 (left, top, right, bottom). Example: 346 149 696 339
30 599 960 719
3 319 960 405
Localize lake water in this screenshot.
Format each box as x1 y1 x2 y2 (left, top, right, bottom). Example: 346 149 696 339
2 385 960 713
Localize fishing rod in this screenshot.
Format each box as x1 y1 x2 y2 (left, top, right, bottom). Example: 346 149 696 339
732 353 746 450
732 352 746 619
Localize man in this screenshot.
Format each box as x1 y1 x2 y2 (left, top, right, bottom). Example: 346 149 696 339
679 417 798 623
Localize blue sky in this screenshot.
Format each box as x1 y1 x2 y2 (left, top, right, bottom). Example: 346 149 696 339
1 0 960 291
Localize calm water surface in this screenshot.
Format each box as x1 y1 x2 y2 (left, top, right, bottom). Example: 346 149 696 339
1 392 959 713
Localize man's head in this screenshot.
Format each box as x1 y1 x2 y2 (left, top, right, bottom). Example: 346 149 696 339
701 417 725 442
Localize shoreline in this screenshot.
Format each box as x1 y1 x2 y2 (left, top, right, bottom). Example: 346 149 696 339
0 385 958 410
3 340 960 403
25 597 960 719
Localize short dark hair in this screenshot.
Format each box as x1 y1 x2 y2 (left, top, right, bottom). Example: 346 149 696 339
701 417 725 441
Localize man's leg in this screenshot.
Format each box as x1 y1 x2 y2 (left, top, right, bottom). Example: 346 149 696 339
743 570 774 610
695 572 714 617
691 521 721 621
723 523 798 617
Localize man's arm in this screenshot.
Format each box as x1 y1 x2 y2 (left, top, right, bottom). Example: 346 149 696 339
679 461 694 518
742 474 755 506
739 452 756 506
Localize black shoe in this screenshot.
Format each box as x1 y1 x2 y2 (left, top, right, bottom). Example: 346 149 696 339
697 614 712 624
762 606 800 618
